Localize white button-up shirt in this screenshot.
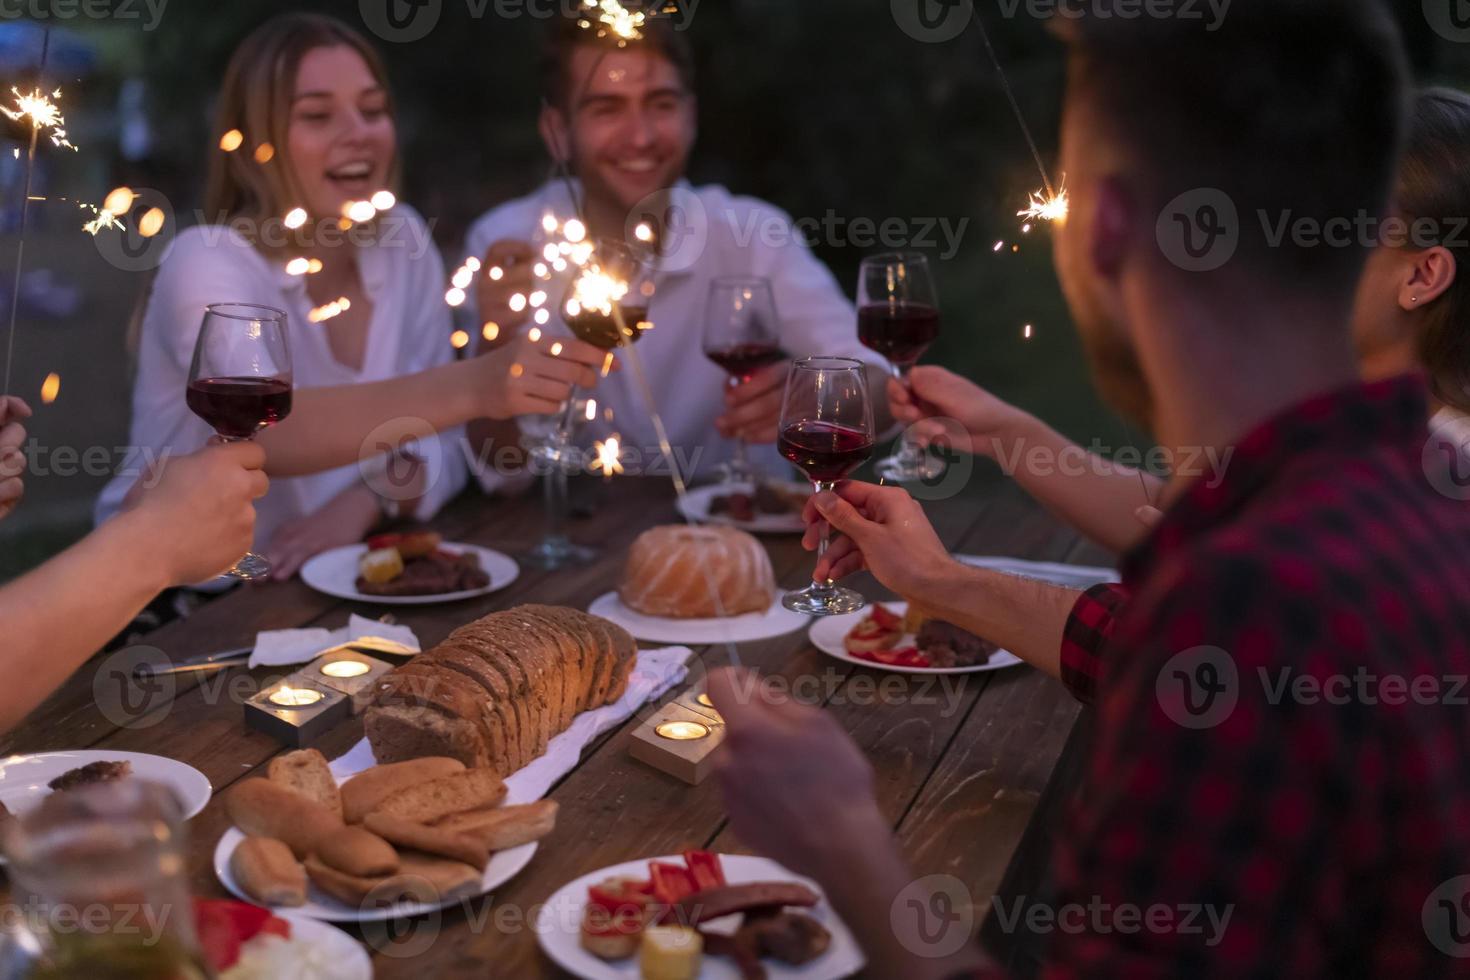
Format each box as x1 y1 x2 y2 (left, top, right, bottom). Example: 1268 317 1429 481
462 181 889 482
96 206 468 548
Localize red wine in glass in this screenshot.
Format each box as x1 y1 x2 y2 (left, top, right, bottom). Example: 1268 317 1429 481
707 342 787 382
185 377 292 441
778 356 874 616
186 303 292 580
778 420 874 484
857 301 940 368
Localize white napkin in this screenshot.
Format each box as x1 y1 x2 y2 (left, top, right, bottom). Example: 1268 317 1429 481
329 646 693 801
249 614 422 669
955 554 1120 590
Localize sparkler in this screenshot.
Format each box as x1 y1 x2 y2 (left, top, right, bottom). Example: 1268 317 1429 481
590 435 624 478
309 297 352 324
1017 179 1069 227
3 28 59 399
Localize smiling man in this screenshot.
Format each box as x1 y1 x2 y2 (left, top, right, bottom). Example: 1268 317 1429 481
461 17 890 481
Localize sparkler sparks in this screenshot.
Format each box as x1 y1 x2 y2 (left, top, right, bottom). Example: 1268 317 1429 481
39 372 59 404
578 0 647 43
590 435 624 478
309 297 352 324
1018 179 1069 226
2 88 75 151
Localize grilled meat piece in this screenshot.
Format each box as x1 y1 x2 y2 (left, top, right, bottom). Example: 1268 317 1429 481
47 760 133 792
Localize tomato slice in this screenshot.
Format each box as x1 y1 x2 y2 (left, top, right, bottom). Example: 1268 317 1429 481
192 900 244 972
683 850 726 891
648 862 698 904
868 603 903 632
366 533 403 551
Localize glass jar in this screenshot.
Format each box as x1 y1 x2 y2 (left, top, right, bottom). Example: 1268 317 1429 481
2 780 212 979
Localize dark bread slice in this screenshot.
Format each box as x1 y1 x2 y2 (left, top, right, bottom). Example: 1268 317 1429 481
373 666 493 749
459 618 548 764
598 617 639 704
523 605 596 715
514 608 579 733
568 609 615 708
447 623 535 772
365 705 488 768
432 639 521 774
490 618 554 759
420 648 513 777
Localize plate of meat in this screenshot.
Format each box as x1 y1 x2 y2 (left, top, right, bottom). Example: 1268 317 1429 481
808 602 1024 674
537 851 863 979
300 532 519 605
676 481 811 535
0 750 212 862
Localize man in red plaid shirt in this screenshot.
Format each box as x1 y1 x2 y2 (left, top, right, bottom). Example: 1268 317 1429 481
708 1 1470 977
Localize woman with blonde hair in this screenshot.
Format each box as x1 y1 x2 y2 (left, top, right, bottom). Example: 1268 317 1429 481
97 13 603 579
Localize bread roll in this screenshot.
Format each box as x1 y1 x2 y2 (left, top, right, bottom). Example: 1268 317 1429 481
303 856 396 909
620 525 775 618
314 826 399 878
341 758 466 824
225 779 342 859
230 837 307 907
393 851 483 904
363 812 490 870
370 769 507 823
267 749 342 819
433 800 558 850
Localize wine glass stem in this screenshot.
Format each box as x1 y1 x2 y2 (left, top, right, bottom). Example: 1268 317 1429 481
894 366 924 465
815 480 834 586
544 465 569 542
554 387 581 448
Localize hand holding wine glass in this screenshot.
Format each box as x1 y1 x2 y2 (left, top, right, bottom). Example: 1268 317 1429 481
779 357 875 616
185 303 292 580
857 253 946 482
704 277 786 484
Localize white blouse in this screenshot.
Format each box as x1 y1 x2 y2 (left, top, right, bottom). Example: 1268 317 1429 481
95 206 469 549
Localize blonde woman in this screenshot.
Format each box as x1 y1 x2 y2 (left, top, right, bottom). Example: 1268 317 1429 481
97 14 602 579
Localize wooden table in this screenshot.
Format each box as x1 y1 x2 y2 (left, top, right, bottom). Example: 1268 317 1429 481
0 475 1110 977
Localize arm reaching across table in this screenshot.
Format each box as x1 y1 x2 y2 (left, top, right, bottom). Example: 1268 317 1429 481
252 330 606 478
0 444 267 733
890 367 1163 553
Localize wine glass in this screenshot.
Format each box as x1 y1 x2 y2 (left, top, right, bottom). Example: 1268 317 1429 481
857 252 945 482
185 302 292 580
779 356 875 616
703 277 786 486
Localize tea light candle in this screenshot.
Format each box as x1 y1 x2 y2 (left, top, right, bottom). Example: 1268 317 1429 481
655 720 710 741
695 693 714 708
269 686 323 708
320 661 371 679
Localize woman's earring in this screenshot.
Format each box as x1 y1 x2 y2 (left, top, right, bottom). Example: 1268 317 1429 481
1412 296 1419 304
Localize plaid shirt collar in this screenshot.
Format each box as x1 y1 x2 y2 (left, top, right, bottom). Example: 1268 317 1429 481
1119 374 1430 585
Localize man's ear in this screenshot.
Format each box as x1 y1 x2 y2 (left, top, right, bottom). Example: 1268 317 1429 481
538 103 571 167
1090 176 1133 281
1401 245 1458 311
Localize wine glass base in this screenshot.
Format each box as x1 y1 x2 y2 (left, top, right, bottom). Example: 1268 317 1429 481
875 452 947 483
782 585 868 617
227 552 271 581
718 460 761 487
520 536 598 571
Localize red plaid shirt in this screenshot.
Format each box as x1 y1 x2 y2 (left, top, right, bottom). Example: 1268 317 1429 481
975 377 1470 978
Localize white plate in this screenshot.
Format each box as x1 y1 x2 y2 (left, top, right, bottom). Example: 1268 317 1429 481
227 913 371 979
808 602 1024 675
299 543 520 605
0 750 212 822
675 483 809 535
214 803 538 923
536 853 864 980
589 592 809 644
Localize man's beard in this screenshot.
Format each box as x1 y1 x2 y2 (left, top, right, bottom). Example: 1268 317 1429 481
1074 302 1155 433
